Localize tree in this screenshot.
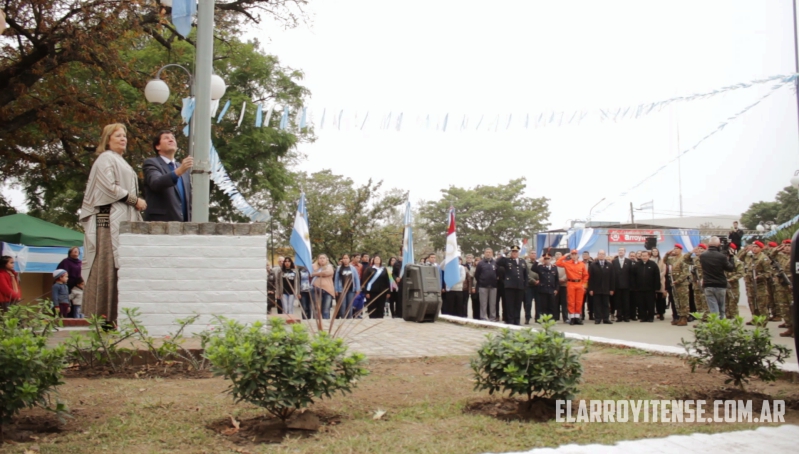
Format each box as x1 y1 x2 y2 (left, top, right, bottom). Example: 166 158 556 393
740 186 799 229
268 170 407 261
418 178 550 255
1 0 311 227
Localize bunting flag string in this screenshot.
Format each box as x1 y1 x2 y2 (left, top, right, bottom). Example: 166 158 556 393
209 144 270 222
216 100 231 124
591 77 790 217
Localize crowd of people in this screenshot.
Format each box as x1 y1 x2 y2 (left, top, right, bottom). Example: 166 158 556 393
264 234 794 339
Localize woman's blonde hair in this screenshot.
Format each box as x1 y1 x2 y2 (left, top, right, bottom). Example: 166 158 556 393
96 123 127 155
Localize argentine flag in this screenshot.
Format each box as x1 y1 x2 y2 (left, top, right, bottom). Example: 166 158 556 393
400 202 414 278
443 207 461 290
290 194 313 270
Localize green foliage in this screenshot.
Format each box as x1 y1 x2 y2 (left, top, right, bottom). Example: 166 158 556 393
679 314 790 391
0 302 68 427
268 170 407 260
740 186 799 230
3 0 312 227
203 317 369 422
471 315 585 402
419 178 549 255
66 309 205 371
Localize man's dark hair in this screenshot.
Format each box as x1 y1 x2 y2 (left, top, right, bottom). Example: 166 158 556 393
152 130 174 154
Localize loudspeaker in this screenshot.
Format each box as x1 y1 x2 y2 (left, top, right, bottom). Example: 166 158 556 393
401 264 442 323
644 237 657 250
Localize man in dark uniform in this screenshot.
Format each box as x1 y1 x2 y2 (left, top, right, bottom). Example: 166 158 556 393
497 245 528 325
611 247 632 322
536 254 560 320
633 250 661 322
524 250 540 324
588 250 615 324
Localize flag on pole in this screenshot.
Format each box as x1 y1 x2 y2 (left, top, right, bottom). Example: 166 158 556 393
290 194 313 271
520 238 528 256
443 207 461 290
400 201 414 278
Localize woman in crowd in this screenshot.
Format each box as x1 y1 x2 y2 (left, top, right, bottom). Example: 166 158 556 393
363 255 390 319
0 256 21 312
297 265 313 319
334 254 360 319
80 124 145 323
275 257 300 315
312 254 335 319
57 246 83 317
386 257 400 317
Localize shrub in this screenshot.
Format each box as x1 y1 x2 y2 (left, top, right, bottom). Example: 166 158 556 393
680 314 790 390
0 302 68 429
471 315 586 404
203 317 369 423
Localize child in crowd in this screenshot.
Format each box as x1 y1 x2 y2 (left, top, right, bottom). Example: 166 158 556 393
69 277 84 318
52 269 70 317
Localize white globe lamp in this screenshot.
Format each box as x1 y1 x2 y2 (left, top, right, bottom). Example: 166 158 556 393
144 79 170 104
210 74 227 100
756 224 765 232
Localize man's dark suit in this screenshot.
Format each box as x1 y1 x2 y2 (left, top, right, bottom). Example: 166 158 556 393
588 259 615 323
143 156 192 222
611 256 632 321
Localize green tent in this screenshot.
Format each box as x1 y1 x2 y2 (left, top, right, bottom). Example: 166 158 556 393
0 214 84 247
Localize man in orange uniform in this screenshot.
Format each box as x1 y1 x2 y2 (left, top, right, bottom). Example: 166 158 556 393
556 249 590 325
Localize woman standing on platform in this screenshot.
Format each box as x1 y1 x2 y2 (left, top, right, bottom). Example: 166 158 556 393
363 255 390 319
80 124 145 324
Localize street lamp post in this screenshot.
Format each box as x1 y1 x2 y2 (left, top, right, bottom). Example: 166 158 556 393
144 64 195 159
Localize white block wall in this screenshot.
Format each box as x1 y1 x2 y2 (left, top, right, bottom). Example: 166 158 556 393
118 233 267 336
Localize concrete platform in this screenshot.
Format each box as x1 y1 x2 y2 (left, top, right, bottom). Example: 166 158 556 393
502 424 799 454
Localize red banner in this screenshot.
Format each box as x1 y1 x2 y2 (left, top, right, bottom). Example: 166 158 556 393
607 229 665 243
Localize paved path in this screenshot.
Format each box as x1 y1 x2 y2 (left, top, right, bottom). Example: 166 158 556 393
49 317 494 359
501 424 799 454
461 298 796 364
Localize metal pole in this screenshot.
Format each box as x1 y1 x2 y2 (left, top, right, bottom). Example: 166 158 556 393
191 0 216 223
630 202 635 228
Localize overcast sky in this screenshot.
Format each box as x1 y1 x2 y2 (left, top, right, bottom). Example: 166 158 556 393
252 0 799 229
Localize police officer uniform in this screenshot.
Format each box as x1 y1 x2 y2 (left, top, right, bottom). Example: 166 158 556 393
497 245 528 325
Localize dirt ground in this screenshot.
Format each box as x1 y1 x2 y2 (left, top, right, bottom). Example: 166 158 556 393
2 346 799 453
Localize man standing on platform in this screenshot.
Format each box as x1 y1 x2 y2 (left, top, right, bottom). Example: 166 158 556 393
611 247 632 322
536 254 560 320
556 250 589 325
588 250 615 324
582 251 595 320
524 250 540 324
497 245 528 325
634 250 661 322
143 131 192 222
475 248 499 321
725 243 744 320
666 245 691 326
739 241 771 326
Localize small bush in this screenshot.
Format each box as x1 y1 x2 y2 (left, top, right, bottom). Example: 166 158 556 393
0 302 68 429
203 317 369 423
680 314 791 390
471 315 586 403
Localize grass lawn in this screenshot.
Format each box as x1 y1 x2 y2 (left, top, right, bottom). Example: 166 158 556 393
3 345 799 454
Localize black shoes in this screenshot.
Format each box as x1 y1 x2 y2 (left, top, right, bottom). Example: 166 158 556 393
603 319 613 324
595 320 601 325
